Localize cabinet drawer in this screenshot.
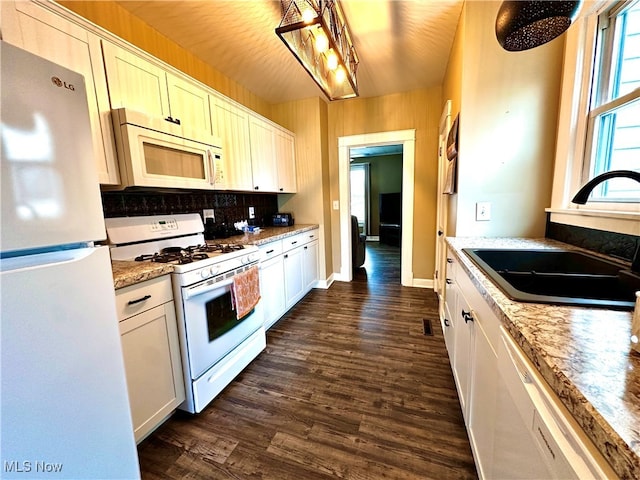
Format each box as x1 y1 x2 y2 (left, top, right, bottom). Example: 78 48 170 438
259 240 283 261
116 275 173 321
282 233 306 252
282 229 319 252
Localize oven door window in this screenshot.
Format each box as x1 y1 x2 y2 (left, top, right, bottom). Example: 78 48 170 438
205 291 254 341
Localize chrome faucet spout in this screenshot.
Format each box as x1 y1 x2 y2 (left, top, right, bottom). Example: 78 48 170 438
571 169 640 204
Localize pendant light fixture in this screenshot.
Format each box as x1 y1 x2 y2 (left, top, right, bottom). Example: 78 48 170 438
495 1 582 51
276 0 359 100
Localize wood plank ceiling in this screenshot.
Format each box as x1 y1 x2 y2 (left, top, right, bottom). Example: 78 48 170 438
114 0 464 103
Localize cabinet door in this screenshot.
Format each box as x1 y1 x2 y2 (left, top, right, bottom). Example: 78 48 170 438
249 116 278 192
284 246 305 308
259 255 286 330
3 1 120 185
119 302 185 443
274 128 297 193
452 290 474 422
166 72 212 136
102 41 171 121
210 97 254 190
468 318 497 479
302 240 319 292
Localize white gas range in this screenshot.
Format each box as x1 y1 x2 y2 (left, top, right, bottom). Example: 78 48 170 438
106 214 266 414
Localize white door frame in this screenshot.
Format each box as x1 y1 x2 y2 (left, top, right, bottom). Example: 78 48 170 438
337 129 416 285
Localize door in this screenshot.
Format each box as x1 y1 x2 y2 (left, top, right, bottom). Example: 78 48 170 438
102 41 171 121
303 241 319 291
1 246 140 478
274 128 297 192
249 116 278 192
259 254 286 329
284 246 305 307
435 100 452 313
166 72 212 136
210 97 254 191
1 42 106 251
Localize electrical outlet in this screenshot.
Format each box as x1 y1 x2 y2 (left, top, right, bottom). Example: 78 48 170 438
476 202 491 221
203 209 215 222
248 206 255 219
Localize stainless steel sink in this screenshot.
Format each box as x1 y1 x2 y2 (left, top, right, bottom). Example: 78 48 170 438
462 248 640 310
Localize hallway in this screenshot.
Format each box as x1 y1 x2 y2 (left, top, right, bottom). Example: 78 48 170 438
137 243 478 479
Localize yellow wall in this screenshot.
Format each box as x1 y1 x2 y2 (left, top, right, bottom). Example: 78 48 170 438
58 0 272 118
271 98 333 280
442 1 563 239
328 88 442 280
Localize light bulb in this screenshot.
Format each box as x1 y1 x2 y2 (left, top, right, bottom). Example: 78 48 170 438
302 8 315 24
315 30 328 53
327 50 338 71
336 66 346 83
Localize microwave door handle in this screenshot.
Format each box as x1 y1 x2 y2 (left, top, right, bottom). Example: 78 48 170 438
206 149 215 186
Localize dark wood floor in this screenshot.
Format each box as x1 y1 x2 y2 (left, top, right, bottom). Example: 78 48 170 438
137 242 478 479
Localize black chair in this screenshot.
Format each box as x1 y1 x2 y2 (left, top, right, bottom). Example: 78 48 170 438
351 215 366 268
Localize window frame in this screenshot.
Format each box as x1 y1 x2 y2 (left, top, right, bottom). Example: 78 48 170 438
548 0 640 236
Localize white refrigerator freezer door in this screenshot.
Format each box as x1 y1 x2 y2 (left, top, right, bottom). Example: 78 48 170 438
0 246 140 479
0 42 106 253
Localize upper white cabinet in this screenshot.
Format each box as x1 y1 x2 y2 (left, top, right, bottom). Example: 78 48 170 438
249 116 279 192
210 96 254 191
1 0 120 185
274 128 297 193
102 42 212 138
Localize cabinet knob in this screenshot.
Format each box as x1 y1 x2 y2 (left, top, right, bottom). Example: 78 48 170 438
438 230 444 236
444 318 450 327
461 310 474 323
254 186 259 190
446 258 453 264
279 188 284 192
284 254 288 259
445 279 453 285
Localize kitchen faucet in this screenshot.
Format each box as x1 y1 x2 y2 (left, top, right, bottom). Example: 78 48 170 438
571 169 640 273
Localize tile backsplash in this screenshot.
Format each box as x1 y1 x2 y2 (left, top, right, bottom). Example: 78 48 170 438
101 190 278 226
545 219 639 263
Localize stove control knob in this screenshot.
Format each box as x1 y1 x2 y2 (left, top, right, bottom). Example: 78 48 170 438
200 267 211 279
210 265 220 276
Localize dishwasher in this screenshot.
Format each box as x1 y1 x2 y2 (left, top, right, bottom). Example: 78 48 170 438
493 327 616 479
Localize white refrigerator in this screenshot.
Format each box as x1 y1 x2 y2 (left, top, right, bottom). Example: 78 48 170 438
0 42 140 478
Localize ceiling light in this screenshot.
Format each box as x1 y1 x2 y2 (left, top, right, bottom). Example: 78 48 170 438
495 1 582 51
276 0 359 100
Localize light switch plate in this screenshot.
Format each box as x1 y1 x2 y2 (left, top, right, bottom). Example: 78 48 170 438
248 206 255 219
203 209 215 221
476 202 491 221
333 200 339 210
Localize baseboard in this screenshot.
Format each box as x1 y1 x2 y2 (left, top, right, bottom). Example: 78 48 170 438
412 278 434 289
315 274 334 289
333 272 350 282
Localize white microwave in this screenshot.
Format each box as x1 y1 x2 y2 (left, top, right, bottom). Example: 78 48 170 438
111 108 225 190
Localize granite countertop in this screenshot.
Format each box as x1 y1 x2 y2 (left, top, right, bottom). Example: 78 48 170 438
111 224 319 290
446 237 639 480
217 224 319 246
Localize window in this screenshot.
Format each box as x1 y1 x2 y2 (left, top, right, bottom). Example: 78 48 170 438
350 163 370 235
585 0 640 202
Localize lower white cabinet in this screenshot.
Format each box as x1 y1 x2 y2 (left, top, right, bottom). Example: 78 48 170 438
284 245 306 307
446 247 617 479
258 228 319 329
116 276 185 443
259 253 287 330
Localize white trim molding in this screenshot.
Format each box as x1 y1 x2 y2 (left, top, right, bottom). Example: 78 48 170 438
338 129 416 286
412 278 434 289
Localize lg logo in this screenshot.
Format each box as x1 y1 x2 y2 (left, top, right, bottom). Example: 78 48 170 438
51 76 75 91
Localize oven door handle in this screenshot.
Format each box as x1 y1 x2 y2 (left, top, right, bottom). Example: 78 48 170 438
183 277 233 300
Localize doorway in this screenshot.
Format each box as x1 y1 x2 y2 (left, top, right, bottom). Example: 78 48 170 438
337 130 416 286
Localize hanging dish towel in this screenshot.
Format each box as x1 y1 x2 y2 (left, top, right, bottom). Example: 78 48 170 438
231 265 261 320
